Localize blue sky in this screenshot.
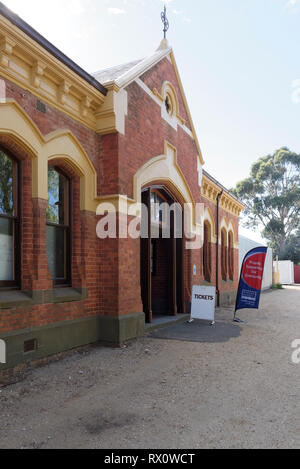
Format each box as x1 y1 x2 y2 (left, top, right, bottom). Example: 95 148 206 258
4 0 300 242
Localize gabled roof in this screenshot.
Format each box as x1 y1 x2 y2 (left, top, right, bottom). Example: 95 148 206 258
92 39 204 165
93 42 172 89
93 59 143 86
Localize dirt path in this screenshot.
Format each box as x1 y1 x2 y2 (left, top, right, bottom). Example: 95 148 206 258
0 286 299 449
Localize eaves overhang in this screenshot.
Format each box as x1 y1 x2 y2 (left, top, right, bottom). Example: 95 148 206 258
0 1 107 96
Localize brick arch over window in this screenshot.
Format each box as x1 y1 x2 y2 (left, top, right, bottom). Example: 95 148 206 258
47 159 83 288
204 207 216 242
0 134 35 291
0 100 99 212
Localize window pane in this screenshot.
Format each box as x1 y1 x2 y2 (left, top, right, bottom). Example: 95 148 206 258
46 225 66 280
151 193 165 223
47 167 60 223
0 217 13 281
47 168 68 225
0 151 14 216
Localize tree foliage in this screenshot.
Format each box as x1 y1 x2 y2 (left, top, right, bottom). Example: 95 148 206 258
0 151 14 216
232 148 300 261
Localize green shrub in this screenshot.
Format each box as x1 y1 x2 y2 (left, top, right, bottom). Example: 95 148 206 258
272 283 284 290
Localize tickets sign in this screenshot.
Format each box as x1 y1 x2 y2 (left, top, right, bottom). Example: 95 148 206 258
191 286 216 321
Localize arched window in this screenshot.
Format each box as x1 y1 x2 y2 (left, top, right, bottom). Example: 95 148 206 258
46 167 71 286
0 148 20 288
221 228 227 281
203 221 212 282
228 231 234 280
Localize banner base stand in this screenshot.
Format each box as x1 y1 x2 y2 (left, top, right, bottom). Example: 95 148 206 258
188 318 216 326
233 317 244 323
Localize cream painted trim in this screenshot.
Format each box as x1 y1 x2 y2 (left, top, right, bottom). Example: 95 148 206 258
135 78 195 141
219 217 239 249
96 194 136 216
95 85 128 135
228 221 239 248
102 42 204 166
169 51 204 165
204 207 217 244
111 47 172 90
95 141 203 238
0 99 100 211
133 141 202 236
202 174 244 217
0 15 105 131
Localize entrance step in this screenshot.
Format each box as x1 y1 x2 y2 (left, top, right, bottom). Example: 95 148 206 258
145 314 190 333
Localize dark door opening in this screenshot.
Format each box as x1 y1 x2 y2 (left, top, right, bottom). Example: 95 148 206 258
140 186 185 324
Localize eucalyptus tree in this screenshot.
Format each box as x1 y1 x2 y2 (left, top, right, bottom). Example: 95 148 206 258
233 148 300 259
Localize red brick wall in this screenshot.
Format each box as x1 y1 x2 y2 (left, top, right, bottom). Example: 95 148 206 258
0 54 241 338
141 57 192 131
201 198 240 297
116 59 204 312
0 78 104 334
118 80 200 204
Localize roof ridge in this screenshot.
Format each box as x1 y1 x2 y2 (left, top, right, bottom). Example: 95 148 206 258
93 58 143 76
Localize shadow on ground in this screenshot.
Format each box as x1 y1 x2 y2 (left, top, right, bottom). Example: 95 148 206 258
149 319 242 343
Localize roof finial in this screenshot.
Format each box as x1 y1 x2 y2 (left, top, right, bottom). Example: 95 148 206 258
161 5 169 40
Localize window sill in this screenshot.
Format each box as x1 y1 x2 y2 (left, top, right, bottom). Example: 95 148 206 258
0 287 88 310
52 287 86 304
201 280 212 286
0 290 32 309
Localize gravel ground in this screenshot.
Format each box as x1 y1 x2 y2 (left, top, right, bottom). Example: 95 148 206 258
0 286 299 449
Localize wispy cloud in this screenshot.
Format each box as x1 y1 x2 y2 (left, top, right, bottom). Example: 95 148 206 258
286 0 299 11
291 79 300 103
107 7 126 15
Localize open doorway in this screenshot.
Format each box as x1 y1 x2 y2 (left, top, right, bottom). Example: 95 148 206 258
140 186 185 324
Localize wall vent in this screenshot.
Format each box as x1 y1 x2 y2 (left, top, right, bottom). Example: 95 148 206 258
36 99 46 113
24 339 37 354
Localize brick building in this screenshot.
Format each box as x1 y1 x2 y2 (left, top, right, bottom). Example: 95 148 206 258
0 3 244 372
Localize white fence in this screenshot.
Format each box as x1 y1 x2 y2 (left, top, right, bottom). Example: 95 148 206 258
273 260 294 285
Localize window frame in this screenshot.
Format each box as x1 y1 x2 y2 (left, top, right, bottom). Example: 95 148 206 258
221 228 228 282
228 231 234 281
46 166 72 288
0 147 21 290
203 221 212 283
